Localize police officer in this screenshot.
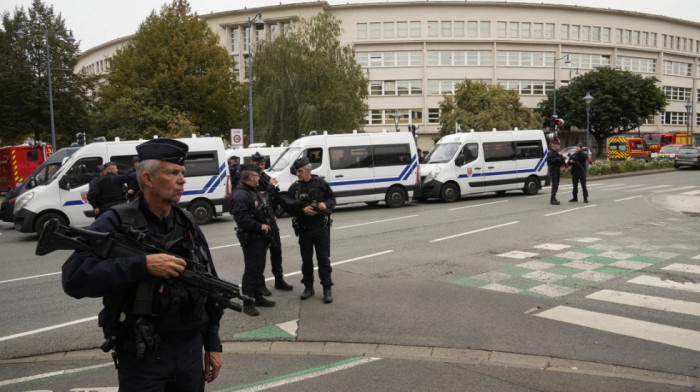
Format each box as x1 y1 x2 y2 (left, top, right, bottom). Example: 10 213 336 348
568 143 589 203
228 155 241 193
251 152 293 293
62 138 223 390
94 162 128 217
546 140 566 205
87 164 106 218
284 157 337 304
124 156 140 201
231 164 277 316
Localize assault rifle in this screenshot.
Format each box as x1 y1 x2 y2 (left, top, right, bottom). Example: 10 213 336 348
36 218 252 312
282 198 332 216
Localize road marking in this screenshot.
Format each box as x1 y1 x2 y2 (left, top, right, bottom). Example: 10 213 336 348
651 185 697 193
587 289 700 317
430 221 519 243
628 275 700 293
210 236 291 250
334 215 419 230
266 250 394 280
681 189 700 196
497 250 539 259
623 184 671 192
0 316 98 343
662 263 700 275
614 195 643 202
535 306 700 352
543 204 597 217
0 271 61 285
219 357 381 392
448 200 508 211
0 362 114 387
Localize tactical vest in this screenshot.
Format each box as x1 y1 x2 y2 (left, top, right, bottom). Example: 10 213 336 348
98 173 125 205
100 200 210 341
294 177 326 228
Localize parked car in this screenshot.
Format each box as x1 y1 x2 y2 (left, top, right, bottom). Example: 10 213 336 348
560 146 594 164
654 143 689 160
674 146 700 169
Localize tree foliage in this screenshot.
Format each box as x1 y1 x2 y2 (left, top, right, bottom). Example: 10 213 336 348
252 13 368 145
0 0 95 147
96 0 243 140
536 67 667 156
438 80 542 136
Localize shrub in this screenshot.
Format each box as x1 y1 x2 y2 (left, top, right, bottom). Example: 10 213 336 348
563 159 674 178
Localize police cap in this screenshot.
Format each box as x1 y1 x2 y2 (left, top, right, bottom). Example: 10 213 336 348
97 164 106 171
104 162 117 168
240 163 261 173
551 140 560 146
577 142 584 148
229 155 239 162
251 152 265 163
132 156 140 163
293 157 310 170
136 138 188 165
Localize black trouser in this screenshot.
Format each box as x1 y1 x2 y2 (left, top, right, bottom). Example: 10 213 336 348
298 225 333 288
549 168 560 200
572 171 588 200
267 227 283 278
241 237 268 298
117 332 204 392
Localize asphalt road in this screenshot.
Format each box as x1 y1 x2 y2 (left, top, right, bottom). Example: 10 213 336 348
1 168 699 391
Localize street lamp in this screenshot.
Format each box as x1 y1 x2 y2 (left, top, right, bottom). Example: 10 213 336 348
247 11 264 145
685 101 692 141
391 109 401 132
637 116 642 138
583 92 593 163
17 23 75 149
553 54 571 116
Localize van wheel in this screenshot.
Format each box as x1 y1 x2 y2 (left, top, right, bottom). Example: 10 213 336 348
440 183 460 203
35 212 67 235
523 177 539 195
385 187 406 208
188 200 214 225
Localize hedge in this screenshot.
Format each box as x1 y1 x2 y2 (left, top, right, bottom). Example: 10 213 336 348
560 159 675 178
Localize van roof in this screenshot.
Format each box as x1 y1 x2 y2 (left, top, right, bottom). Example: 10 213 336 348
437 129 545 144
289 131 415 147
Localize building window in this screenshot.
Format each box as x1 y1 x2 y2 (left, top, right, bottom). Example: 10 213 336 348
616 29 623 44
509 22 519 38
428 108 441 123
602 27 611 43
497 22 506 38
481 21 491 37
427 50 492 66
633 31 640 45
592 27 600 41
497 51 554 67
521 22 530 38
370 22 381 39
544 23 554 39
561 24 569 40
565 53 611 69
256 25 265 43
581 26 590 41
357 51 423 67
498 80 553 95
441 21 452 37
663 60 692 76
533 23 543 38
662 86 692 101
454 21 465 37
571 25 580 40
397 22 407 38
467 21 477 37
270 24 279 41
410 21 421 37
357 23 367 39
428 21 438 37
662 112 688 125
384 22 394 38
617 56 656 73
641 31 648 46
231 28 239 52
624 30 631 44
650 33 657 47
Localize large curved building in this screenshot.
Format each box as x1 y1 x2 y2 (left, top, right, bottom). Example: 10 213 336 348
76 1 700 149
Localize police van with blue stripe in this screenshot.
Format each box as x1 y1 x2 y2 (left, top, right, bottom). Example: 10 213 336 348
13 137 230 234
268 131 419 208
414 129 550 203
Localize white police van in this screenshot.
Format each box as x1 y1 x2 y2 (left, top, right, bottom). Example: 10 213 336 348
415 129 550 202
13 137 230 233
226 145 287 168
267 131 418 208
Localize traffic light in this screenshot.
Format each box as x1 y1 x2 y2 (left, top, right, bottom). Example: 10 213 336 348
555 118 565 128
76 132 86 146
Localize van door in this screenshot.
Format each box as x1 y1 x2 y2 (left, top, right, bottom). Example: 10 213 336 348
372 142 414 201
455 143 484 194
327 135 373 203
482 140 517 192
514 139 545 186
58 156 103 226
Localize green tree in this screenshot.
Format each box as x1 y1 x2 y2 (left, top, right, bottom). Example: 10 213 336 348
438 80 542 136
252 13 368 145
96 0 243 140
537 67 667 157
0 0 95 147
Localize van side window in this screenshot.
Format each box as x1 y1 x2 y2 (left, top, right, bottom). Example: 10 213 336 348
27 151 39 161
483 142 515 162
461 143 478 163
514 140 544 159
330 146 372 169
304 148 323 170
110 155 138 173
60 157 103 189
373 144 411 166
184 152 218 177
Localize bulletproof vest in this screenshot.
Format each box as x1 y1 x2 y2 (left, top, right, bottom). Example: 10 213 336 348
98 173 125 204
102 200 210 338
241 186 273 226
295 177 325 227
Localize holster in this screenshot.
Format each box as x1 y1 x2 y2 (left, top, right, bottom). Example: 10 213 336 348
235 228 250 249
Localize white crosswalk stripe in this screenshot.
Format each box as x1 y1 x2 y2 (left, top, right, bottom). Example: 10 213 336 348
681 189 700 196
586 289 700 317
651 185 697 193
662 263 700 275
628 275 700 292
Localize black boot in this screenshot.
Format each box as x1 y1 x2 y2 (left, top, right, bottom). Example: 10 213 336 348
568 198 578 202
584 198 589 203
274 276 293 291
255 295 276 307
323 286 333 304
300 286 315 300
243 301 259 317
550 198 560 205
260 284 272 297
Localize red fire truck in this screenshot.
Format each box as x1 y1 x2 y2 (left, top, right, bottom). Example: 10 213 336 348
642 132 692 154
0 144 53 193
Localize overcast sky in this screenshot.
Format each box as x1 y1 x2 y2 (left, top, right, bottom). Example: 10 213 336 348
2 0 700 51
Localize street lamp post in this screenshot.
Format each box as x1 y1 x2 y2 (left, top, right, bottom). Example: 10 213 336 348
17 23 75 149
552 54 571 117
391 109 400 132
685 101 693 141
583 92 594 164
637 116 642 138
247 11 264 145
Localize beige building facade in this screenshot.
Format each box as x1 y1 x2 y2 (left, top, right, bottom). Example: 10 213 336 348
76 1 700 149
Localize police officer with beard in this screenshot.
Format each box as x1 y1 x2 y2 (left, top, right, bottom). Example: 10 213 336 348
284 157 337 304
546 140 566 205
231 164 277 316
62 139 224 391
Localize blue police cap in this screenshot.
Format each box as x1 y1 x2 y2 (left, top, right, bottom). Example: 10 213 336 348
293 157 310 170
97 164 106 171
240 164 260 173
132 156 140 162
136 139 188 166
251 152 265 163
104 162 117 168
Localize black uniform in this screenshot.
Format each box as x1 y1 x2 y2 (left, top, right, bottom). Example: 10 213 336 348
258 172 284 279
569 149 589 203
546 147 565 204
62 198 223 391
95 172 128 217
86 176 101 211
229 163 241 193
285 175 336 289
124 167 139 202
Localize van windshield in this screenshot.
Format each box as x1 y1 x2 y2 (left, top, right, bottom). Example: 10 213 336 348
269 147 298 172
424 143 460 163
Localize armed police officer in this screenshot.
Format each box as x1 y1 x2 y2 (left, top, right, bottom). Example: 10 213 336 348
93 162 129 217
87 164 107 218
251 152 293 294
124 156 140 201
62 139 224 390
284 157 337 304
228 155 241 193
231 164 277 316
546 140 566 205
568 143 589 203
